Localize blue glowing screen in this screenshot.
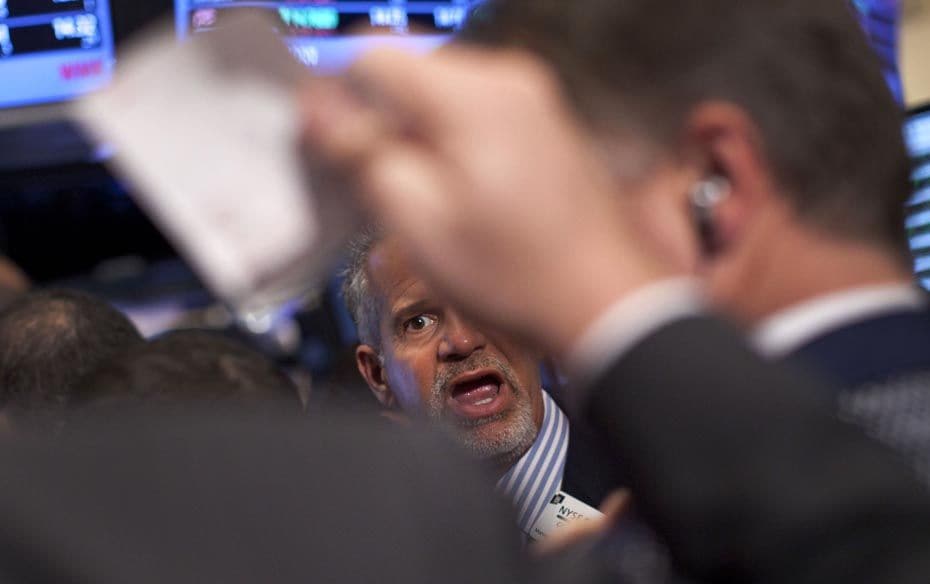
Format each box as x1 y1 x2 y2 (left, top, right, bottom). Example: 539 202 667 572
174 1 484 73
0 0 116 109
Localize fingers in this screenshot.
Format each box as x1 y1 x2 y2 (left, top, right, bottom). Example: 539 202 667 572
531 489 632 557
299 78 386 174
599 488 632 519
300 75 453 265
346 47 559 145
345 48 462 138
531 515 609 557
358 142 452 251
300 46 564 200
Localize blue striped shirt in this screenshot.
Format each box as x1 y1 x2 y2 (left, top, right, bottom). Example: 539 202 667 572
496 390 570 538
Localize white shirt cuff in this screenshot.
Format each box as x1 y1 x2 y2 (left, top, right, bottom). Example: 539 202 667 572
565 277 705 389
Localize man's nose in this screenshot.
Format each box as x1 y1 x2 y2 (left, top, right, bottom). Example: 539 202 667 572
437 315 487 361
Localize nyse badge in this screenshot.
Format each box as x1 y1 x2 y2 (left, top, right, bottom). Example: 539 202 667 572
530 490 604 542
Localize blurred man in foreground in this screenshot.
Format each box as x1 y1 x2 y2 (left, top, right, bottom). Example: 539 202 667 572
342 226 623 539
299 0 930 581
460 0 930 485
0 409 527 584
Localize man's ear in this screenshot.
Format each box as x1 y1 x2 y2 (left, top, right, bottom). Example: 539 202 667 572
356 344 397 408
685 102 777 251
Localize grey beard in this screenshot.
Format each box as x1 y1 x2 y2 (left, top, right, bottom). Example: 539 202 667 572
455 403 537 468
425 354 539 466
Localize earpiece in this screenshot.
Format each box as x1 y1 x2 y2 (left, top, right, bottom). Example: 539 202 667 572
689 176 731 258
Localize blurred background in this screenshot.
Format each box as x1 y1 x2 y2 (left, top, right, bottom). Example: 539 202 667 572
903 0 930 105
0 0 926 407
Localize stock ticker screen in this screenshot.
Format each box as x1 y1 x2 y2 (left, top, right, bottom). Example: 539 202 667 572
906 105 930 289
175 0 483 72
0 0 115 109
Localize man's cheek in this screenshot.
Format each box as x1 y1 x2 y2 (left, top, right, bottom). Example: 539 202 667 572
386 358 432 411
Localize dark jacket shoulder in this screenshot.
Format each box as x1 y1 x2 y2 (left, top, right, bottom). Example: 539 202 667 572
786 307 930 390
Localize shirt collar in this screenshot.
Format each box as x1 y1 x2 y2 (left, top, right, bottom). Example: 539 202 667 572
753 283 927 358
496 390 570 539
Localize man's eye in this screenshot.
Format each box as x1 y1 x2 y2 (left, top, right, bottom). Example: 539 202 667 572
404 315 437 333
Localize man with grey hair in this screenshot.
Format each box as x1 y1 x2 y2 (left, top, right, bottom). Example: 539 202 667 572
342 226 623 541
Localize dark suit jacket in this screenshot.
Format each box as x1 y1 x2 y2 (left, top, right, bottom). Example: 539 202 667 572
561 418 628 508
785 307 930 483
0 409 527 584
584 316 930 584
786 307 930 389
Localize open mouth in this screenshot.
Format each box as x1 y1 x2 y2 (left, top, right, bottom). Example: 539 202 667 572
449 369 505 408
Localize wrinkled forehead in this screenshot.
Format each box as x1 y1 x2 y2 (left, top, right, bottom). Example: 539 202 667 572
366 238 437 314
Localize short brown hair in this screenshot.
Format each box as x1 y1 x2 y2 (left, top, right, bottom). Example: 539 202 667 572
462 0 911 250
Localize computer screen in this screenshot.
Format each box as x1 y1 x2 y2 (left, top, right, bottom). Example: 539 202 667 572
175 0 482 72
0 0 116 109
905 104 930 288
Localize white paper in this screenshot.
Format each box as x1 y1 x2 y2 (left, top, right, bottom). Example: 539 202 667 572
73 13 358 319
